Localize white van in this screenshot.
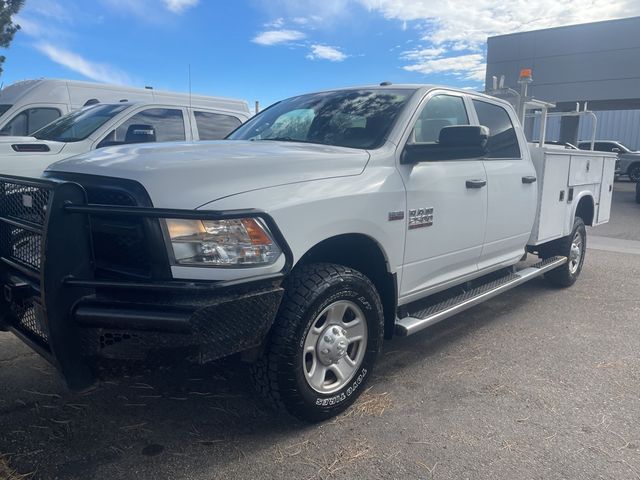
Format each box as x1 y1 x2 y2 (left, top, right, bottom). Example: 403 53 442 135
0 99 251 176
0 78 250 137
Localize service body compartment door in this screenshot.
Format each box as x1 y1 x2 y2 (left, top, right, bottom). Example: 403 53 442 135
596 157 617 224
531 151 571 244
569 153 604 186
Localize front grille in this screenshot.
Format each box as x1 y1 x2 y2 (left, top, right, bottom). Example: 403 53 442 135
0 183 50 273
12 300 48 344
0 184 50 225
0 180 51 344
84 186 152 279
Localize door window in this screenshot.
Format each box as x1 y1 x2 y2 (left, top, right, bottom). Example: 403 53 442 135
98 108 185 148
194 111 241 140
0 107 61 136
472 100 521 158
409 94 469 144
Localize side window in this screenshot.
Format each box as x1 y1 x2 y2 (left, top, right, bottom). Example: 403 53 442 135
98 108 185 148
194 111 241 140
409 94 469 144
0 108 61 136
472 100 521 158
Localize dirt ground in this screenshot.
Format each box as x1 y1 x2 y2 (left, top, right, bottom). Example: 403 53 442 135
1 181 639 480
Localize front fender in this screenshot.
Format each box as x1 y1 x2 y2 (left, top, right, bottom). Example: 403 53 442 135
201 167 407 280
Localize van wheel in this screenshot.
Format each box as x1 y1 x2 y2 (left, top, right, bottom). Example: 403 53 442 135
541 217 586 287
629 163 640 183
251 263 384 422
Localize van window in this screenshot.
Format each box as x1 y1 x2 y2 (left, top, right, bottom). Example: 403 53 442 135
0 107 61 136
34 104 128 142
472 100 521 158
98 108 185 147
194 111 241 140
0 104 12 117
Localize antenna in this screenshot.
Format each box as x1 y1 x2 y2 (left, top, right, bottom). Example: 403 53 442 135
188 64 192 110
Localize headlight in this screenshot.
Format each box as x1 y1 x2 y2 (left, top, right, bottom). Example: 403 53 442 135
166 217 282 267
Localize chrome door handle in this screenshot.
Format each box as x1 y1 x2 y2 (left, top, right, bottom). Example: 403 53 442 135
466 179 487 189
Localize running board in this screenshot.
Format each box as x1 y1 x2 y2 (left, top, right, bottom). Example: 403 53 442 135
395 256 567 337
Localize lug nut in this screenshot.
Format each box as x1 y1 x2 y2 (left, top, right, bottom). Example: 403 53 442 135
332 327 340 335
322 348 329 354
324 335 333 343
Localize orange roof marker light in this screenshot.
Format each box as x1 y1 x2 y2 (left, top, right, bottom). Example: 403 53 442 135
519 68 533 83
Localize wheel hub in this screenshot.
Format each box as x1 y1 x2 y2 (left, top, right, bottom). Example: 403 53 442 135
317 325 349 365
570 243 580 261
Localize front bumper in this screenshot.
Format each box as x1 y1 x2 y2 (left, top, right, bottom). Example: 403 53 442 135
0 175 290 389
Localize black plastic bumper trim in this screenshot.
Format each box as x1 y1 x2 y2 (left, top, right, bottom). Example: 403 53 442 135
75 305 192 333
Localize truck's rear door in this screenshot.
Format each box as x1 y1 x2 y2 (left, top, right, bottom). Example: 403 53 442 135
472 99 537 270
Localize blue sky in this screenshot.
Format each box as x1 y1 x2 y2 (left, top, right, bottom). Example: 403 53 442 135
4 0 638 107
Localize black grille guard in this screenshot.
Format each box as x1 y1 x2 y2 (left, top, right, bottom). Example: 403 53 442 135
0 174 293 388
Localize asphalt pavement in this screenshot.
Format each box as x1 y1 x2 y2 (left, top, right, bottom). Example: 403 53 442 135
1 181 639 480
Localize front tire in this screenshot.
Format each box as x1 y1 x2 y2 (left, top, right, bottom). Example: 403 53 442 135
251 263 384 422
541 217 586 287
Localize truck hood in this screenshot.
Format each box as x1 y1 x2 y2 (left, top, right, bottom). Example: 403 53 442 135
0 136 67 155
46 140 370 209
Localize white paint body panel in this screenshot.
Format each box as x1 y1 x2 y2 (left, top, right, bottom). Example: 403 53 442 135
35 85 614 309
528 146 616 245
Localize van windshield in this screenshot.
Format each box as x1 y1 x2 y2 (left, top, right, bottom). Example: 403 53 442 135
228 89 415 149
0 104 12 117
33 104 128 142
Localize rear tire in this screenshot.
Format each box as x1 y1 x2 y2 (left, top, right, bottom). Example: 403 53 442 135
251 263 384 422
628 163 640 183
540 217 586 287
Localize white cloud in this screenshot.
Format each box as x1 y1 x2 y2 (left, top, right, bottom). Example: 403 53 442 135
403 53 486 82
356 0 640 82
252 29 305 46
163 0 199 13
306 44 347 62
358 0 638 46
35 43 133 85
265 17 285 28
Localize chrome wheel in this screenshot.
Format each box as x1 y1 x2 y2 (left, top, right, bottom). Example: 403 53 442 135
569 230 583 274
302 300 368 394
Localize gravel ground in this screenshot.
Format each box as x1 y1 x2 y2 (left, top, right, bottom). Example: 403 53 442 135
0 182 639 480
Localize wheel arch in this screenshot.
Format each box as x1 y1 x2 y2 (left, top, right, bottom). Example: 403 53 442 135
573 193 595 226
295 233 398 339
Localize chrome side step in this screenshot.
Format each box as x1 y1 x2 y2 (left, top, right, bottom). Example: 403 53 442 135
395 256 567 337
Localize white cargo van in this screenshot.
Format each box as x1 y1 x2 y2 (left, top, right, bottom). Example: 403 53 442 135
0 79 250 137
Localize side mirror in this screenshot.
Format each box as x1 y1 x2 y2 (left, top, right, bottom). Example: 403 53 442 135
402 125 489 163
611 148 621 153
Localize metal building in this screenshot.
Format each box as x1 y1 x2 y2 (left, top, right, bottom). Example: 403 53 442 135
485 16 640 148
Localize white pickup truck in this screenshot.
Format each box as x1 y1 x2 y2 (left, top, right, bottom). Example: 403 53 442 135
0 84 615 422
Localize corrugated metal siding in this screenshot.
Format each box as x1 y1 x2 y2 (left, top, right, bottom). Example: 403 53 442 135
531 110 640 149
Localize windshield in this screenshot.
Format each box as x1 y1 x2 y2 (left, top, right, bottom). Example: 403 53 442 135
33 104 128 142
0 104 12 117
228 89 415 149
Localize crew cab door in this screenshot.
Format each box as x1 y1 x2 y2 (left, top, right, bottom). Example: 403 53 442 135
397 92 487 302
471 99 537 269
